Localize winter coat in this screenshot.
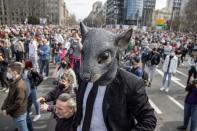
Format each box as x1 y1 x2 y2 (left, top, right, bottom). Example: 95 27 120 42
162 55 178 73
39 44 50 60
147 52 160 66
1 77 28 118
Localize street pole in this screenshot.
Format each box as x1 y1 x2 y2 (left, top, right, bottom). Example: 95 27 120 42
170 0 175 31
170 8 174 31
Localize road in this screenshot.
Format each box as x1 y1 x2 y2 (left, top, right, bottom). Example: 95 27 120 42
0 61 190 131
147 62 189 131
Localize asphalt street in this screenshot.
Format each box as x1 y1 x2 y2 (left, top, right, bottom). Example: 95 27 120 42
0 60 192 131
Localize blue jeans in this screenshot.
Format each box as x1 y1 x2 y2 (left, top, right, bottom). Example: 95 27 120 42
27 88 40 115
162 72 172 88
13 113 28 131
183 103 197 131
26 112 33 131
40 59 49 76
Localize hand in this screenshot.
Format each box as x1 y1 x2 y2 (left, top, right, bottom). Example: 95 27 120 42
40 103 49 111
37 97 46 103
190 76 194 83
0 56 4 61
38 50 43 54
59 79 69 89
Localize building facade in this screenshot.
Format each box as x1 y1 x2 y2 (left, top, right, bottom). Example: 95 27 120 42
0 0 29 25
124 0 144 25
180 0 189 17
106 0 156 26
85 1 107 27
166 0 182 19
152 8 171 25
0 0 67 25
142 0 156 26
106 0 124 25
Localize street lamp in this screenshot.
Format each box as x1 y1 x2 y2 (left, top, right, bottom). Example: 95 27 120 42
135 10 139 27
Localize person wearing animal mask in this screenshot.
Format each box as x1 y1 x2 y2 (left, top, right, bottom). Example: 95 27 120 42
75 23 156 131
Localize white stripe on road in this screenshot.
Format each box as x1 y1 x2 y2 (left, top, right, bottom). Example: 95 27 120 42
176 70 188 77
156 69 186 88
149 99 162 114
167 95 184 110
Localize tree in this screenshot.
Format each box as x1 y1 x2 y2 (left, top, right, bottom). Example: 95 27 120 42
83 11 105 27
181 0 197 32
83 1 106 27
171 18 181 31
66 14 78 26
28 16 40 25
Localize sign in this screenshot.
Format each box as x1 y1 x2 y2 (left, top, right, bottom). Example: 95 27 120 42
40 18 47 25
155 19 166 26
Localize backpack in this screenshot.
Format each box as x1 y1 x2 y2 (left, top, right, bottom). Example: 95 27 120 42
28 70 43 88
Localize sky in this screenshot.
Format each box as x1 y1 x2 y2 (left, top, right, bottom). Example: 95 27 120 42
65 0 167 20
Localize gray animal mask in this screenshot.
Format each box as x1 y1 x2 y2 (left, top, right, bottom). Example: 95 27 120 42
80 22 132 85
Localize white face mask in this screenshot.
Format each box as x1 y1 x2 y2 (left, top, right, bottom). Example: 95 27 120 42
170 52 175 56
6 72 13 80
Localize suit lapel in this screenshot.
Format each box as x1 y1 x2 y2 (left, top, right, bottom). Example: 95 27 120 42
102 84 111 123
102 69 121 125
77 81 88 124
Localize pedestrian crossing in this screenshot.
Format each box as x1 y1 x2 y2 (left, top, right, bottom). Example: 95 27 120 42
176 70 188 77
149 99 162 114
147 67 187 120
167 95 184 110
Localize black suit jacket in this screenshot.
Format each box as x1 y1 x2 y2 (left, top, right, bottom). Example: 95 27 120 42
75 68 157 131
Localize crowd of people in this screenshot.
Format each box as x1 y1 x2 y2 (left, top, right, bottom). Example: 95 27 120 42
0 24 81 131
0 24 196 131
122 30 197 131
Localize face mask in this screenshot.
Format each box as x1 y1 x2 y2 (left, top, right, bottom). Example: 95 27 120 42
58 83 65 89
170 53 175 56
61 63 66 68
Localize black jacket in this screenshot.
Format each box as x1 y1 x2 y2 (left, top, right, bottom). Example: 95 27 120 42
55 116 75 131
0 47 10 61
75 68 157 131
147 52 160 66
44 85 72 105
44 85 74 120
185 84 197 105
